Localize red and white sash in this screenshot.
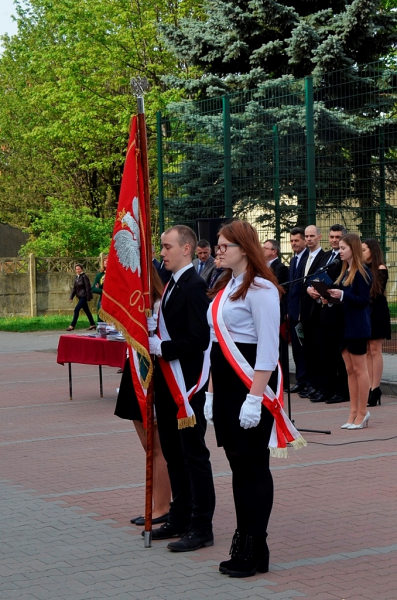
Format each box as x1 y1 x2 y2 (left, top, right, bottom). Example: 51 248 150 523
157 282 211 429
211 285 307 457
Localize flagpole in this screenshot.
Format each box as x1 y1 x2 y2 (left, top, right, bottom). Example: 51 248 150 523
137 95 155 549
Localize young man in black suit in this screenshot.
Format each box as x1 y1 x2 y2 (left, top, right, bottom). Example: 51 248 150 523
299 225 326 399
147 225 216 552
287 228 309 394
314 224 350 404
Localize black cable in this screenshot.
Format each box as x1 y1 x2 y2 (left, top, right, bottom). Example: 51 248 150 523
301 434 397 446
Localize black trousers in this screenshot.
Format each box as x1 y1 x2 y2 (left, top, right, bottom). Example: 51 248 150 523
211 342 274 539
154 366 215 533
289 318 308 387
71 297 95 327
301 317 323 390
319 321 349 398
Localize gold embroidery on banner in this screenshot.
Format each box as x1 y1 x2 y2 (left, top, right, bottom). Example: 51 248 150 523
129 290 145 313
102 290 147 335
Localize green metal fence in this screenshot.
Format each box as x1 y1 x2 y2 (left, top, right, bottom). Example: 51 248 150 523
156 61 397 352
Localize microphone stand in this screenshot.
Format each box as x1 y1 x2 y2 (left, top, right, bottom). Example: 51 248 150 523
280 259 341 436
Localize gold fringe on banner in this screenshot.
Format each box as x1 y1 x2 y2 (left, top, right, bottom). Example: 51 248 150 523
177 415 197 430
269 435 307 459
99 307 153 389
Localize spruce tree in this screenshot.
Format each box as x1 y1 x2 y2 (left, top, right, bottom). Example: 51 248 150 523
159 1 397 236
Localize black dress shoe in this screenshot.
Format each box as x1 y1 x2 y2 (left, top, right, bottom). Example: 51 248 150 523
289 383 305 394
310 392 329 403
308 389 319 399
325 394 348 404
141 521 187 540
130 515 142 524
134 512 169 526
299 387 316 398
167 531 214 552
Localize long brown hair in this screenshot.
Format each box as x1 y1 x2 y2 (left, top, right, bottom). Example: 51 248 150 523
362 238 386 298
336 233 370 286
208 220 282 300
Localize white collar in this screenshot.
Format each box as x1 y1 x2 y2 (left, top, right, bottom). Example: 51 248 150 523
172 263 193 283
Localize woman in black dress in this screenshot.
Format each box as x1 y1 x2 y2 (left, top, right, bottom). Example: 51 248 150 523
115 266 171 526
362 238 392 406
328 234 372 429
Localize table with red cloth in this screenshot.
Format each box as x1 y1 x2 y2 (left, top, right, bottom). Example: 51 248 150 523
57 334 127 400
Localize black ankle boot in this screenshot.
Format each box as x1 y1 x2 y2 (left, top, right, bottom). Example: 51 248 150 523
221 534 270 578
368 386 382 407
219 529 245 573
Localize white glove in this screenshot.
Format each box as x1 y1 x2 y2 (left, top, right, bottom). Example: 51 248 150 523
239 394 263 429
204 392 214 425
147 314 158 332
149 334 162 356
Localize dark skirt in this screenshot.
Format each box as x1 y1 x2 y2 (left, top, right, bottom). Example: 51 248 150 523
211 342 275 457
370 294 392 340
340 338 368 355
114 357 143 422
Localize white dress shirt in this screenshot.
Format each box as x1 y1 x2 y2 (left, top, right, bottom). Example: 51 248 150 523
207 272 280 371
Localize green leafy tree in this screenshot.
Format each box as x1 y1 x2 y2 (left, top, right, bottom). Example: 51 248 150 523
20 198 113 257
0 0 203 229
159 1 397 236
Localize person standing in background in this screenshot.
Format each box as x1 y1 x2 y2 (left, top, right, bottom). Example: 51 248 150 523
193 239 215 286
328 234 372 430
362 238 392 407
287 228 309 394
91 256 108 324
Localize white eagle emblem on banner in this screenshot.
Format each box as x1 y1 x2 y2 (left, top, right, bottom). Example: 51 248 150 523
114 196 141 276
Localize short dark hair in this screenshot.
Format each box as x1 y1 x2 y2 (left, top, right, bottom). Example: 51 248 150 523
290 227 305 239
329 224 347 235
197 239 211 249
165 225 197 259
264 239 280 256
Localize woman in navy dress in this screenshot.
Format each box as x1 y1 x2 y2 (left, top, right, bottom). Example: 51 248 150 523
362 238 391 407
328 234 372 430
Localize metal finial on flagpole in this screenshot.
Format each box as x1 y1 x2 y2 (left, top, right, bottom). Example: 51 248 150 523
130 77 149 115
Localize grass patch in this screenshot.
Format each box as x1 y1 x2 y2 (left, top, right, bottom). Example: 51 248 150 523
0 315 97 332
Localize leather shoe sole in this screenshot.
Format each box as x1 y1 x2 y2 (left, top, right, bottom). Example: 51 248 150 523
289 384 305 394
167 533 214 552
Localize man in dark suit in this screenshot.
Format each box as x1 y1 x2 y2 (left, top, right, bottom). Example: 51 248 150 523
192 239 215 286
298 225 327 398
313 224 350 404
286 228 309 394
263 239 289 286
147 225 215 552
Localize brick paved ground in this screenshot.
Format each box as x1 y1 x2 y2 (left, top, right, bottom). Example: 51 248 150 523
1 330 397 600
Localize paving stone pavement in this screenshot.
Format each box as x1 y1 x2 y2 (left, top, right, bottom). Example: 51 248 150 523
1 330 397 600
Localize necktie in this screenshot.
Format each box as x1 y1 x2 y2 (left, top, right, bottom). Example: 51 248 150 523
164 277 175 305
304 254 313 277
198 262 204 275
292 255 298 278
327 251 336 265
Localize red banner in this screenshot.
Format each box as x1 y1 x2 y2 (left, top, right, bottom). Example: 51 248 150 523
100 116 152 419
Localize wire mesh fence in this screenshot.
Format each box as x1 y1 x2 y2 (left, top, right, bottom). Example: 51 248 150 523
156 61 397 352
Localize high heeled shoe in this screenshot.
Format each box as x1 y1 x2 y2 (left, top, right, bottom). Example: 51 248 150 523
347 411 370 429
367 387 382 407
341 422 354 429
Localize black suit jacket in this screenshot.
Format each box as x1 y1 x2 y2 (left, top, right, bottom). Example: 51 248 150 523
270 258 289 320
160 266 210 390
287 248 309 322
300 249 326 321
319 250 344 325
